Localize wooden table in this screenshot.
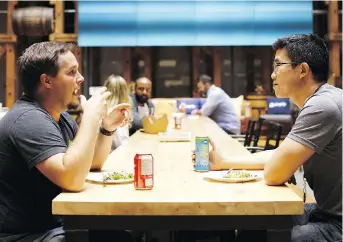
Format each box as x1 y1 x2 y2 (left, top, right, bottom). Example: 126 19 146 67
52 116 303 242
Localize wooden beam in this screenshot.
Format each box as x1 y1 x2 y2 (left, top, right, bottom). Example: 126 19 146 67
49 0 66 42
5 1 17 107
123 48 131 83
6 44 16 108
55 1 64 34
74 1 79 34
7 1 17 34
73 1 81 76
192 47 200 97
213 47 221 87
328 0 341 86
328 32 342 42
134 47 145 57
246 47 255 93
0 45 6 59
144 47 151 80
201 47 212 57
262 47 272 95
73 45 82 73
334 76 342 89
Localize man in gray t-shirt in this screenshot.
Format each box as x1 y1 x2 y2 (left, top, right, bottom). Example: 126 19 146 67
196 34 342 242
288 83 342 217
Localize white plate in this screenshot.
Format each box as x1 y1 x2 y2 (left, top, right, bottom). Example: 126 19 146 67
157 131 191 142
203 171 261 183
187 115 199 120
86 172 134 184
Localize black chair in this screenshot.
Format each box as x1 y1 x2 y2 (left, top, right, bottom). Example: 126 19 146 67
250 118 265 148
246 121 282 153
231 119 254 145
232 118 265 148
245 122 297 185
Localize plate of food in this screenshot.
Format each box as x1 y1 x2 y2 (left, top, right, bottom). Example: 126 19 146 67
86 171 134 184
203 169 260 183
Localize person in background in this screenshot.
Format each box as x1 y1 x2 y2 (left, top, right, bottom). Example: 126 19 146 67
129 77 154 135
191 74 240 135
0 42 133 242
104 75 133 150
193 34 342 242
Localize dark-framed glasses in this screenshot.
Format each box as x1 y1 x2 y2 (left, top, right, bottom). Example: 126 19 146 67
272 62 298 72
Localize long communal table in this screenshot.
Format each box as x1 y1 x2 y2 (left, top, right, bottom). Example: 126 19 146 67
52 116 303 242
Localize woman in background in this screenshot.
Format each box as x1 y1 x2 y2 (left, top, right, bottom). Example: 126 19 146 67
104 75 132 150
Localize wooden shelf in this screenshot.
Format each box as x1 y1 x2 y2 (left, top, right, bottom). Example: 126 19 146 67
0 34 17 43
49 33 77 43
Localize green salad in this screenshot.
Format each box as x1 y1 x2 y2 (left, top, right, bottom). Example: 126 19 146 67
103 171 134 181
224 170 252 179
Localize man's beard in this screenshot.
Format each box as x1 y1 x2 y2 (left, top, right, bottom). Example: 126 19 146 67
67 99 80 110
135 94 148 104
201 89 208 98
67 103 80 110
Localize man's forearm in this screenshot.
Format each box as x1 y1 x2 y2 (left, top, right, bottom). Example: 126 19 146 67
91 131 113 170
219 150 275 170
62 116 100 190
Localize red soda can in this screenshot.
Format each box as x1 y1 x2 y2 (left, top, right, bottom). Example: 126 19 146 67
134 154 154 190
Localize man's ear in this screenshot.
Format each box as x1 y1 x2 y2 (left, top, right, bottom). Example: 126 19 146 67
40 74 52 89
300 62 310 79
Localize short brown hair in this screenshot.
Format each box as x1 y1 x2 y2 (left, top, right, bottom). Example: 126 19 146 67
17 42 73 97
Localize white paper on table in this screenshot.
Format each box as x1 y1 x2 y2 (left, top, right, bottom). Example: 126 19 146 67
157 131 191 142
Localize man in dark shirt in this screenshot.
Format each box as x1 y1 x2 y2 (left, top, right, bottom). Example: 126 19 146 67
192 34 342 242
0 42 131 241
129 77 154 135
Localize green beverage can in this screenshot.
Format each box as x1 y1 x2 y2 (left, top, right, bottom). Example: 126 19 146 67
195 136 210 171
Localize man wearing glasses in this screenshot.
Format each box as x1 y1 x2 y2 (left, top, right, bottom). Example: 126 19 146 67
193 34 342 242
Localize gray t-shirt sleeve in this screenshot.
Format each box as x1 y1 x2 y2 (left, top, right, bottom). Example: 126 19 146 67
9 110 67 169
287 96 340 153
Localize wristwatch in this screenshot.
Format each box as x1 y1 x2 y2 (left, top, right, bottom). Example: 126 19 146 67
100 126 116 136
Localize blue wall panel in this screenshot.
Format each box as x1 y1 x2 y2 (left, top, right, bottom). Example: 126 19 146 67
78 1 313 47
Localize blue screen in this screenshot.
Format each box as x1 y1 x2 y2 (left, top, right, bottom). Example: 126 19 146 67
266 97 291 115
78 1 313 47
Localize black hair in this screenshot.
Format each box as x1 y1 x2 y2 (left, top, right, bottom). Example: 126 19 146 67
17 41 73 97
198 74 213 84
272 34 329 83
